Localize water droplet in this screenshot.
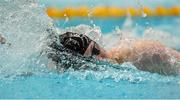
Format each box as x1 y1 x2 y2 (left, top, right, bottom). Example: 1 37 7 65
142 12 147 18
90 20 93 24
65 17 69 23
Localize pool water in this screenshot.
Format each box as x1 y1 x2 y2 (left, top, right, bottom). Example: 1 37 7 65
0 0 180 99
0 71 180 99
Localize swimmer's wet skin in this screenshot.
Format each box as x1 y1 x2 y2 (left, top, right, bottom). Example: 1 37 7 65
48 32 180 75
108 40 180 75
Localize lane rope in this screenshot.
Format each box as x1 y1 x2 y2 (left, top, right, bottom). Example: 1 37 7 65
46 6 180 19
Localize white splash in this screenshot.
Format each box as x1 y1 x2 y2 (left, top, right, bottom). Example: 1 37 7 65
0 0 54 79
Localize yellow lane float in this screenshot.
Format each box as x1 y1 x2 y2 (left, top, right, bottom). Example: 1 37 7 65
142 7 154 16
46 6 180 19
46 7 64 19
170 6 180 15
107 7 126 17
156 6 170 16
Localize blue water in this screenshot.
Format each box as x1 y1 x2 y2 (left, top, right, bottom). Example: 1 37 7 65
0 0 180 99
0 73 180 99
55 17 180 34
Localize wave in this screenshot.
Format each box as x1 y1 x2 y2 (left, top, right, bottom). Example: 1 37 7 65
0 0 54 79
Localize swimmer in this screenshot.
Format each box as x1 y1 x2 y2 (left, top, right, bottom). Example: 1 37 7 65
49 32 180 75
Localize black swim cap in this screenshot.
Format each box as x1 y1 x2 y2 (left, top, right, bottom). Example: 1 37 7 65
59 32 100 56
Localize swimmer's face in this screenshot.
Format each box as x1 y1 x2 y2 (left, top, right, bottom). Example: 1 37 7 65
59 32 109 59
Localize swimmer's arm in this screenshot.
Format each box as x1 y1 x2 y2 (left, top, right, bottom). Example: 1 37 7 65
108 40 180 75
107 43 134 63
